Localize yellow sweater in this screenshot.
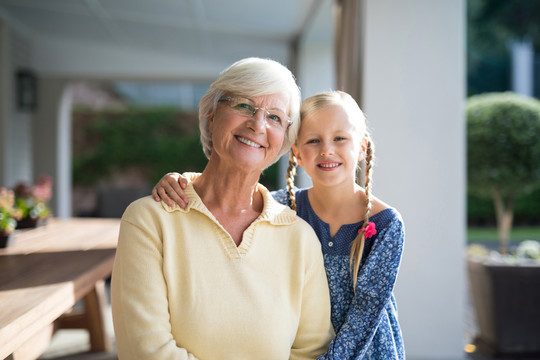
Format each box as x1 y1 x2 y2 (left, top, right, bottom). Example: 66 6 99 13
111 183 334 360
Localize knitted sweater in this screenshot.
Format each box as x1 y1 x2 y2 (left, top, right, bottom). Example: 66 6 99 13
111 184 334 360
273 188 405 360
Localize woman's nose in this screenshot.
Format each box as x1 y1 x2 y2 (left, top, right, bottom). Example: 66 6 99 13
248 110 267 131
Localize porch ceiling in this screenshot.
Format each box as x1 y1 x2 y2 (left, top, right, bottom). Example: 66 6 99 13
0 0 328 76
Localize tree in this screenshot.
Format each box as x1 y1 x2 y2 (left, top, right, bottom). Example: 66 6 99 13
467 92 540 254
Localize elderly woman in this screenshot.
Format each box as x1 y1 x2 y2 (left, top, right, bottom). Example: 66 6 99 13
111 58 334 360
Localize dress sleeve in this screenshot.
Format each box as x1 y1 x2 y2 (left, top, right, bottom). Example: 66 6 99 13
111 203 199 360
317 216 405 360
270 188 291 206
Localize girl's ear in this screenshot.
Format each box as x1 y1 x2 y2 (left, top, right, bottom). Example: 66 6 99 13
358 137 368 162
292 145 304 167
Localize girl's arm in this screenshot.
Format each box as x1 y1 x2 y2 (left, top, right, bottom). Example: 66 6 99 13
152 172 190 208
153 174 294 208
318 216 405 360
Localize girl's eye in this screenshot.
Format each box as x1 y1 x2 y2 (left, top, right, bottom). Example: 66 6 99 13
306 139 320 144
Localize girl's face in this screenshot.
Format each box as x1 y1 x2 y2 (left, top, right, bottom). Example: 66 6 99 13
293 104 366 188
209 93 288 173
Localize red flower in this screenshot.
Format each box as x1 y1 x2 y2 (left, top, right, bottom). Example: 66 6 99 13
359 222 377 239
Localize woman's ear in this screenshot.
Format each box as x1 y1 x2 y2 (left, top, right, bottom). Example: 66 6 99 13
292 145 303 167
208 113 215 134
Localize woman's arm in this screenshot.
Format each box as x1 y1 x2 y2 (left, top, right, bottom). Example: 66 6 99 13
318 216 405 360
111 200 199 360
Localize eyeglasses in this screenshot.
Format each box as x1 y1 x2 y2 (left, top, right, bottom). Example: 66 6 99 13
218 96 291 130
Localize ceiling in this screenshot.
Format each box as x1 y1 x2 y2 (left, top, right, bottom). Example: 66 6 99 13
0 0 327 70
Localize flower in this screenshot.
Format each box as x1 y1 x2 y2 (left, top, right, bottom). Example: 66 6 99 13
359 222 377 239
0 187 22 234
13 175 53 221
516 240 540 260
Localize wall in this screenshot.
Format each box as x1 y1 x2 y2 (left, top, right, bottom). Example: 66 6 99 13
0 20 33 188
362 1 466 359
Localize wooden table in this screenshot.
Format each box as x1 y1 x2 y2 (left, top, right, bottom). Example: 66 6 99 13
0 218 120 360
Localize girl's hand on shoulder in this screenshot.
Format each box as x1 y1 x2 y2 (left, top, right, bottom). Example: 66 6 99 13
152 172 189 208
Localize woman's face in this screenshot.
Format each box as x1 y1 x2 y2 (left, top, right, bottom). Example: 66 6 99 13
293 104 366 188
208 93 289 173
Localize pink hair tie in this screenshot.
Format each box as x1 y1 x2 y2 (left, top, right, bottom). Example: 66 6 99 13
359 222 377 239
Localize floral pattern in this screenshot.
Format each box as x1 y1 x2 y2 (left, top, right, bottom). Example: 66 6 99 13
273 188 405 359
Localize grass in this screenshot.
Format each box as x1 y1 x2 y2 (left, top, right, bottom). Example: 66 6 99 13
467 226 540 244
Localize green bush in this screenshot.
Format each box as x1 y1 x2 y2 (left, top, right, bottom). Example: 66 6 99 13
467 92 540 196
72 106 281 190
73 107 208 186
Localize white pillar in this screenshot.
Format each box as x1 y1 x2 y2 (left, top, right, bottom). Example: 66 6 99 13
510 39 534 96
0 21 9 186
362 1 466 359
33 78 72 217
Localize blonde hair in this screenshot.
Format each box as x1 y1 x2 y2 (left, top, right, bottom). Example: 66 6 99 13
198 57 301 166
286 90 374 290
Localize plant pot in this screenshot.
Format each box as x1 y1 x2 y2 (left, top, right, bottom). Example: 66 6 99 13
0 232 15 248
467 258 540 357
16 216 48 229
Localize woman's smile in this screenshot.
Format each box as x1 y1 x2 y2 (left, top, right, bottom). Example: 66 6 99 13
235 135 263 149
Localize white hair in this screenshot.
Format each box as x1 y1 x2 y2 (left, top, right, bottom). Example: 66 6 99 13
198 57 301 165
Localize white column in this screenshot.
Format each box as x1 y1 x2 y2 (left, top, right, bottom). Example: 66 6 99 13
0 21 9 186
510 39 534 96
33 78 72 217
362 1 466 359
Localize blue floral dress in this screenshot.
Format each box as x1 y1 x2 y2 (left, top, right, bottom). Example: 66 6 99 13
272 188 405 360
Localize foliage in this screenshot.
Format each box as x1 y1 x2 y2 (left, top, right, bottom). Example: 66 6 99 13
0 187 22 234
13 175 53 220
72 107 209 186
467 92 540 195
468 185 540 226
467 0 540 96
467 92 540 253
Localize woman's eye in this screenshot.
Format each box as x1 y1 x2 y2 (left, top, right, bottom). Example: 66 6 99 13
268 114 282 125
235 102 254 111
335 136 346 141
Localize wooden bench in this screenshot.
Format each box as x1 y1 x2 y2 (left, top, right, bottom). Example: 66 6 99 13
0 218 120 360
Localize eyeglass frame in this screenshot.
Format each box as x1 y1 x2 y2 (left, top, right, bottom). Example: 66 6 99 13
217 96 292 130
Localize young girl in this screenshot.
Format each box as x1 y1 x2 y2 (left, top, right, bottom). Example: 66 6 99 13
153 91 405 359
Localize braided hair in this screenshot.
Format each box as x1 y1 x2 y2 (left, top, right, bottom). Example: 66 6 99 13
286 91 374 290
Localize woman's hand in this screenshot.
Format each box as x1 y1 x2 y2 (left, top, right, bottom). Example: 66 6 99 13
152 172 189 208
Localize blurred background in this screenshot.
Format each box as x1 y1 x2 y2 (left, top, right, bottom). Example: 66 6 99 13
1 0 539 359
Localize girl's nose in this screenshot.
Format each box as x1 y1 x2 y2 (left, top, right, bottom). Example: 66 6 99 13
320 143 334 156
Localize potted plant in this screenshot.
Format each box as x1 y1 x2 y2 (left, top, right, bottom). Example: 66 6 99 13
13 175 53 229
466 92 540 357
0 187 22 247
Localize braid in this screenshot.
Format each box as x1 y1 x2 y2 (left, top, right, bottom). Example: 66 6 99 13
350 136 375 291
286 151 298 211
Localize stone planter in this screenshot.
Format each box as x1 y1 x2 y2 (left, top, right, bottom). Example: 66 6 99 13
467 258 540 357
0 232 16 248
